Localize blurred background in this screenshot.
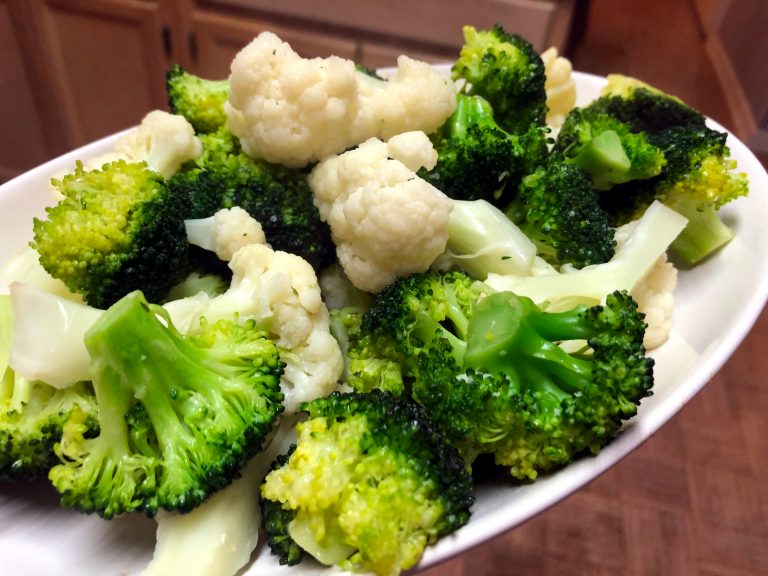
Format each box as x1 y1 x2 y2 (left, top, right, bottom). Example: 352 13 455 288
1 0 767 574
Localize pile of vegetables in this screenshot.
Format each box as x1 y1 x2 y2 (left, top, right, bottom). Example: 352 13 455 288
0 23 749 576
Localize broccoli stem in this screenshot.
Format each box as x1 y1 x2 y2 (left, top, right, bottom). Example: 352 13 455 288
668 203 734 264
569 129 631 190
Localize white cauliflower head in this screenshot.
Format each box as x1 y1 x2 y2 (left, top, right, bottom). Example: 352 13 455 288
115 110 203 178
184 207 267 262
309 131 453 293
541 47 577 131
225 31 457 167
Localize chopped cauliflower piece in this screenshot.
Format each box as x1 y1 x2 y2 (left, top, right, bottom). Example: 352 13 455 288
226 31 456 167
309 132 453 293
541 47 577 130
115 109 203 178
185 207 267 261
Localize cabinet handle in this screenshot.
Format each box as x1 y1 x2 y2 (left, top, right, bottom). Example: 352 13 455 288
162 25 173 58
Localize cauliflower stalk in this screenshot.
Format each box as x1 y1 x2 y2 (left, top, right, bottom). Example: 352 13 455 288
185 207 267 262
309 131 454 293
225 31 457 167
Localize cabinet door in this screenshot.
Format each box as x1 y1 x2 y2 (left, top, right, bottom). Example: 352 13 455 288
188 10 357 80
0 1 56 181
26 0 170 148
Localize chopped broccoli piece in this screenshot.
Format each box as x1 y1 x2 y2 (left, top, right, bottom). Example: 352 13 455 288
31 160 189 308
415 289 653 479
169 128 335 271
48 290 284 518
506 154 616 268
337 271 654 480
555 107 667 190
260 389 473 576
419 93 548 206
0 373 98 482
600 126 748 264
452 24 548 135
166 65 229 134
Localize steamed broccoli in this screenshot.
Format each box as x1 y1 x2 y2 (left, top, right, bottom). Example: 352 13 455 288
416 289 653 478
419 93 547 206
0 375 98 482
260 389 473 576
169 127 335 271
48 290 284 519
452 24 548 135
340 271 654 480
591 77 749 263
506 153 616 268
555 106 667 190
31 160 189 308
166 65 229 134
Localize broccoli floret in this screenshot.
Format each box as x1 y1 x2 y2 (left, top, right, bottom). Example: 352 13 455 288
337 271 653 479
48 290 284 518
419 93 547 206
415 289 653 479
600 126 748 264
166 65 229 134
506 154 616 268
343 271 487 395
260 389 473 576
31 160 189 308
452 25 548 135
555 106 667 190
0 373 98 482
169 128 335 271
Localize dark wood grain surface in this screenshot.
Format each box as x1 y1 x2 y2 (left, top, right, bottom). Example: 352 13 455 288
420 2 768 574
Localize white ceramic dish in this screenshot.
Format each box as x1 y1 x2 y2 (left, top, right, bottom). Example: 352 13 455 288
1 72 767 576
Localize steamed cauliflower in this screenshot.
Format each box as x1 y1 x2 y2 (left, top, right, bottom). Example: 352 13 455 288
115 109 203 178
185 207 267 261
541 47 577 130
309 131 454 293
170 243 343 413
226 31 456 167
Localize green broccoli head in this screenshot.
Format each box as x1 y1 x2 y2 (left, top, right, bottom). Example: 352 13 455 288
452 24 547 135
419 93 549 206
415 289 654 479
48 290 284 518
601 125 749 264
507 154 616 268
0 374 98 482
169 127 335 271
260 390 474 576
32 160 189 308
556 107 667 190
166 64 229 134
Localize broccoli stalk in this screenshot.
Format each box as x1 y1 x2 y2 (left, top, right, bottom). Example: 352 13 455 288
260 390 473 576
49 290 284 518
31 160 189 308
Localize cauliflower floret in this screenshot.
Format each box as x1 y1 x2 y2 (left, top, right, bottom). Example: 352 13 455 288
185 207 267 262
541 47 577 131
182 243 343 413
226 31 456 167
309 132 453 293
115 109 203 178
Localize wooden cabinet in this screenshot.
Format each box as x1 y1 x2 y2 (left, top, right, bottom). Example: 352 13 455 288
1 0 579 181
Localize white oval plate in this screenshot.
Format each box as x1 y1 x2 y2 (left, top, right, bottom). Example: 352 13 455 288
1 72 767 576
